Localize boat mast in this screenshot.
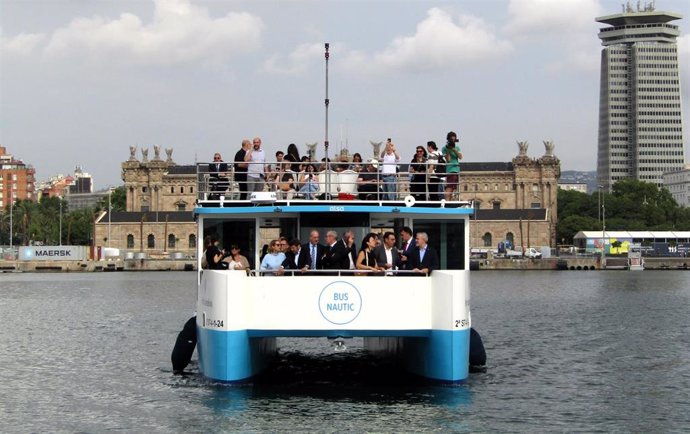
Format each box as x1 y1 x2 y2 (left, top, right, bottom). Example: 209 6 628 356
324 42 331 197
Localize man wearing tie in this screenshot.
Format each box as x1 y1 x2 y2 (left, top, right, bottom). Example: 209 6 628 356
398 226 416 270
302 230 324 273
208 153 229 200
409 232 439 275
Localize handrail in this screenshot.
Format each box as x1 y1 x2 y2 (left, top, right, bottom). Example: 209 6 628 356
196 160 464 205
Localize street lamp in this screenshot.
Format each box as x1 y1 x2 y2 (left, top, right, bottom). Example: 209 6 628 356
59 199 62 246
600 188 606 269
108 187 112 248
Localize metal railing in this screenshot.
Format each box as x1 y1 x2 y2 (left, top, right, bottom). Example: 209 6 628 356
196 161 467 205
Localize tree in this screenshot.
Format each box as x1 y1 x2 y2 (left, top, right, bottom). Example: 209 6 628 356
97 186 126 212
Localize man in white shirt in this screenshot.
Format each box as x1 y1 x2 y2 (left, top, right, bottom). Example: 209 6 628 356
374 231 400 271
244 137 267 193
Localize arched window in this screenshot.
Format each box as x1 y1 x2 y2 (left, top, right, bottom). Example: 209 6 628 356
506 232 515 248
181 186 185 194
189 234 197 248
168 234 176 248
127 234 134 249
170 186 174 194
147 234 155 248
482 232 492 247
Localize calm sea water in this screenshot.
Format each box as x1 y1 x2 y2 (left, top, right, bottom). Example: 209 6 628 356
1 270 689 432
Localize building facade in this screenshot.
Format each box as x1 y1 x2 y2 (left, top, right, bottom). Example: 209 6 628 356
459 140 560 249
96 141 560 256
94 146 196 257
596 3 685 192
663 164 690 207
0 145 36 209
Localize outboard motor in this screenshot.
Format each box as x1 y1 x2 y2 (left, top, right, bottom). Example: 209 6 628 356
469 327 487 373
171 316 197 374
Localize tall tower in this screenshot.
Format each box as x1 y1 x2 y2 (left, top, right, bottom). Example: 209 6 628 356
596 2 685 192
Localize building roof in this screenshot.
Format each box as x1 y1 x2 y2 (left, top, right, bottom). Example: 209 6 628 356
168 165 197 175
574 231 690 239
460 162 514 172
472 208 547 221
596 11 682 26
96 211 195 223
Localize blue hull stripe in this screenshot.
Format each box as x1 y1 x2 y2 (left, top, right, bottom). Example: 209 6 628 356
198 327 469 383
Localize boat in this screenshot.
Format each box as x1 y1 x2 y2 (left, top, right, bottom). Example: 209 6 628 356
191 162 477 383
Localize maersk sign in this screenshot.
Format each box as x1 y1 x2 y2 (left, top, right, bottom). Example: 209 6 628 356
19 246 89 261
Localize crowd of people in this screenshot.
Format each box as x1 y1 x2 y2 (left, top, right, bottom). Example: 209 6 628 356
207 131 463 202
202 227 440 276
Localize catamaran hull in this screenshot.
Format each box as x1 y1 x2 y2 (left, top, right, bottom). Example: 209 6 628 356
196 270 471 383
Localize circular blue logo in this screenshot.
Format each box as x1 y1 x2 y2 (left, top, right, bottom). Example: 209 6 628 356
318 281 362 325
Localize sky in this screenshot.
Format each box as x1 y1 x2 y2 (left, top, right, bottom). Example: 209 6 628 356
1 0 689 190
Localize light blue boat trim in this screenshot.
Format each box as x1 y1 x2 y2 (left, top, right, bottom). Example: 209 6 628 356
197 327 469 383
197 327 276 383
403 329 470 383
195 204 474 216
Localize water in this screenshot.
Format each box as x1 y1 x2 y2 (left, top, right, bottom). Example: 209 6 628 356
1 271 689 432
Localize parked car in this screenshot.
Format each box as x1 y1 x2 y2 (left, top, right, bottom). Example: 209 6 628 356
506 247 542 259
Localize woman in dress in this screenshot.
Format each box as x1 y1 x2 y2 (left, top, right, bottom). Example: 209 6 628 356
356 232 382 274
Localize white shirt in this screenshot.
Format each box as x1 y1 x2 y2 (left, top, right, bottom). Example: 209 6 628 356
247 149 266 179
381 152 399 175
385 246 393 266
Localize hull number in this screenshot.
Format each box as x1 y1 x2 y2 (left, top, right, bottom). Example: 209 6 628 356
205 318 224 328
454 319 469 328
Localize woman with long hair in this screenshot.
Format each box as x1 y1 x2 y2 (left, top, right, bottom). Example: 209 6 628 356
298 164 319 199
260 239 286 275
285 143 301 172
350 153 363 172
356 232 381 273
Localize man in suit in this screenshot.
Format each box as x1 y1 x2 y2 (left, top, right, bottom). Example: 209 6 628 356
208 152 229 200
374 231 400 271
282 239 310 274
398 226 416 270
342 229 357 270
302 229 325 273
409 232 439 275
321 230 350 270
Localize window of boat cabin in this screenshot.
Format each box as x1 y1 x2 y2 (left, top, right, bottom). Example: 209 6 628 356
299 213 370 245
412 219 466 270
203 219 258 269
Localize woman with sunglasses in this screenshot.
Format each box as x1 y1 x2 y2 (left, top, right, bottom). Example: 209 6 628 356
409 146 427 201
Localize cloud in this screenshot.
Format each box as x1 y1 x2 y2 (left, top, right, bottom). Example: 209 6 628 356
261 42 324 75
3 0 263 66
505 0 604 72
0 29 45 56
264 8 512 77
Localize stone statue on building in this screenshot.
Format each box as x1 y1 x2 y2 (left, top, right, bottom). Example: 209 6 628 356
129 145 138 161
543 140 555 157
141 147 149 162
370 141 382 158
165 148 174 163
517 141 529 156
305 142 317 160
153 145 161 161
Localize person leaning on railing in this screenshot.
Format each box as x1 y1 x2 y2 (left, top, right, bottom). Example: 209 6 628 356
356 232 383 274
208 153 229 200
298 164 319 199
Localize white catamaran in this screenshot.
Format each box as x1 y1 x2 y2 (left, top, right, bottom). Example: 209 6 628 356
191 160 476 383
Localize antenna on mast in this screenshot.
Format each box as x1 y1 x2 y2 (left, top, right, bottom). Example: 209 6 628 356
324 42 331 197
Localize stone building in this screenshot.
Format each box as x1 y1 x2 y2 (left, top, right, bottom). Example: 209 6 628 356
94 146 197 257
460 140 560 249
95 140 560 256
